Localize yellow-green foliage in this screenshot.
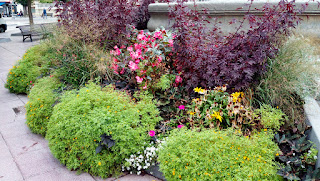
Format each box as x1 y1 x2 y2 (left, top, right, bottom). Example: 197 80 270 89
26 76 61 136
254 104 286 130
46 82 161 178
5 43 55 94
5 61 40 93
158 128 281 181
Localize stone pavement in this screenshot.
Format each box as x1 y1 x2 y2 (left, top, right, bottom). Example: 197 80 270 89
0 18 161 181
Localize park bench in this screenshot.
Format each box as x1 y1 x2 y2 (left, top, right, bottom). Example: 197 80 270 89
16 23 56 42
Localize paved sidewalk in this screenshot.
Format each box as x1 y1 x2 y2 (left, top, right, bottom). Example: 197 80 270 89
0 20 161 181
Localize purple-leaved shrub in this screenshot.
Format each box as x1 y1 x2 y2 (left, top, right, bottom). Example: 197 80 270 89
169 0 307 91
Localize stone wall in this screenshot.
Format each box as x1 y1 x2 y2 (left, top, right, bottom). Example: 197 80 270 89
147 0 320 35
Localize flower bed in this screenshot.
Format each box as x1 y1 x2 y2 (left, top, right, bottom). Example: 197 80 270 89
5 0 320 180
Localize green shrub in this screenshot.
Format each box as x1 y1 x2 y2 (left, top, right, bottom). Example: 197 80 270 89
26 76 61 136
5 61 41 94
254 104 286 130
158 128 281 181
46 82 161 178
5 43 56 94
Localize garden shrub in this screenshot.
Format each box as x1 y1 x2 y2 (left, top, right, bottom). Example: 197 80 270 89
5 43 56 94
5 61 40 94
254 104 286 130
55 0 138 48
49 31 112 87
26 76 62 136
169 0 304 91
158 128 281 181
254 36 320 123
46 82 161 178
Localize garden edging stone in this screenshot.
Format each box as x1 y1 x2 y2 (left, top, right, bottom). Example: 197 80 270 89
304 96 320 168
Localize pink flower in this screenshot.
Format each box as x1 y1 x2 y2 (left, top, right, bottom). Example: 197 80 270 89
158 56 162 63
178 105 185 110
175 76 182 84
112 57 118 62
169 39 174 47
127 46 133 52
111 63 118 71
120 68 125 75
116 49 121 56
143 84 147 89
30 81 32 83
177 125 184 129
129 61 139 71
134 43 141 50
137 34 145 41
135 76 143 83
153 31 162 39
149 130 155 137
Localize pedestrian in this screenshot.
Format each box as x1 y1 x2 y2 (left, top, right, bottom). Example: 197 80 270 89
43 8 47 19
20 10 23 17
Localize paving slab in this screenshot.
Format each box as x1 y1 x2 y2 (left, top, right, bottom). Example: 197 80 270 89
5 133 47 157
0 156 24 181
0 118 32 139
25 167 95 181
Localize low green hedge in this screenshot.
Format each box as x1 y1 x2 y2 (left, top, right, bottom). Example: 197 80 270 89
5 61 41 94
46 82 161 178
26 76 61 136
158 128 282 181
5 43 55 94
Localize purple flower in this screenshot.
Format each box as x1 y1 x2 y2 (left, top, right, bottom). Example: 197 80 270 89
149 130 155 137
178 105 185 110
177 125 184 129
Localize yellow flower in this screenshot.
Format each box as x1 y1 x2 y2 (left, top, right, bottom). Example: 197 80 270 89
231 92 240 102
98 162 101 166
211 111 222 122
276 153 279 156
189 111 195 115
194 87 205 94
172 170 175 176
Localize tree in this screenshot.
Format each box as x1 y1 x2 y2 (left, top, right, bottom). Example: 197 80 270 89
27 0 33 25
15 0 33 25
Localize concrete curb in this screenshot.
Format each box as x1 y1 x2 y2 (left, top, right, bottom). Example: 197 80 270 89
303 96 320 168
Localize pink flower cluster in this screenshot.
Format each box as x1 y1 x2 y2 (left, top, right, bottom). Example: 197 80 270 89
110 27 175 90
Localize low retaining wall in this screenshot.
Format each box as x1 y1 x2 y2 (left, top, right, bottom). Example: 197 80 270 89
147 0 320 35
304 96 320 168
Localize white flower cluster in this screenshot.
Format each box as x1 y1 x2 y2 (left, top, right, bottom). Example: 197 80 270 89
307 149 318 160
123 143 158 175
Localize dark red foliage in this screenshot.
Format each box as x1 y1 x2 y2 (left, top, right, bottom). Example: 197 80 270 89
135 0 155 30
169 0 306 91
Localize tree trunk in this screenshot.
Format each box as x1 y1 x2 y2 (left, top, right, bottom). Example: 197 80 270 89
23 5 27 16
27 0 33 25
